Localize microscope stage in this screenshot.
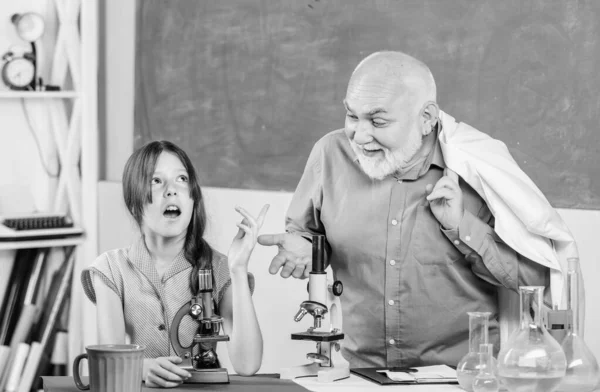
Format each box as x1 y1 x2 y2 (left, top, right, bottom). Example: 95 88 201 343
291 331 345 341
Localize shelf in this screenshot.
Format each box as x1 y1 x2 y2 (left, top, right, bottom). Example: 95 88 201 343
0 235 85 250
0 91 79 99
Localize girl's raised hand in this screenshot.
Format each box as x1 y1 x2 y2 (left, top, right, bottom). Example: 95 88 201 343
228 204 270 272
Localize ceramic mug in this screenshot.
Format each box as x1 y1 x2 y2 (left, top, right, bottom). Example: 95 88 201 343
73 344 145 392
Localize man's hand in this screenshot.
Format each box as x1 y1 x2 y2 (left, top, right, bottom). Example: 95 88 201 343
425 168 464 230
257 233 312 279
144 356 191 388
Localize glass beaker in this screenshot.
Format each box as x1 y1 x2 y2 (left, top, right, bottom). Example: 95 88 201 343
497 286 566 392
457 312 495 391
557 258 600 392
473 343 499 392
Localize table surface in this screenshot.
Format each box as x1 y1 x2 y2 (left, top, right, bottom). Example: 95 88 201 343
42 374 600 391
295 374 462 392
42 374 463 392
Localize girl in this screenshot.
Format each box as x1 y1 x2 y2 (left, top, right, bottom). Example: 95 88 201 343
81 140 268 387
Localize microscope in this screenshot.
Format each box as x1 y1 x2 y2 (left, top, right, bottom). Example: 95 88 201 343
280 235 350 382
169 269 230 384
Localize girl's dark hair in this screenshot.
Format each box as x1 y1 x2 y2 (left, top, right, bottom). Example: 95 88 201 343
122 140 212 295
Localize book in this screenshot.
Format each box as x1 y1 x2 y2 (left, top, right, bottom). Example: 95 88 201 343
0 249 38 345
0 304 40 391
352 364 458 385
30 247 76 392
0 345 10 378
4 342 30 392
17 341 43 392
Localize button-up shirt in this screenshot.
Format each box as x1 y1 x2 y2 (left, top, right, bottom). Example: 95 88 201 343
286 129 548 368
81 236 254 358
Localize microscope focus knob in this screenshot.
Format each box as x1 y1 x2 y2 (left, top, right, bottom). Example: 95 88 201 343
190 303 203 317
332 281 343 296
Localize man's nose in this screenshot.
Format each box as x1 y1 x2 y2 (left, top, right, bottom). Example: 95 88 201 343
353 122 374 145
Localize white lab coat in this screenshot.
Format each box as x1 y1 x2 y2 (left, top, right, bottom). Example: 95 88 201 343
437 110 579 344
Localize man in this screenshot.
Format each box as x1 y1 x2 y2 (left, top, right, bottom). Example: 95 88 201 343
258 51 549 368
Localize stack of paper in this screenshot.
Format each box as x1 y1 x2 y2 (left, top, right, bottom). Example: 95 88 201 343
378 365 458 384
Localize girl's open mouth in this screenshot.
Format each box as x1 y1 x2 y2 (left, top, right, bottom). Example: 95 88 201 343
163 205 181 218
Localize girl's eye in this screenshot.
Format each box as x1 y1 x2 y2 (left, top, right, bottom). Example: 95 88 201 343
151 177 161 185
177 175 188 182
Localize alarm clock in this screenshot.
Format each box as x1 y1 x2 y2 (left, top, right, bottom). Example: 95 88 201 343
1 13 46 91
1 51 36 90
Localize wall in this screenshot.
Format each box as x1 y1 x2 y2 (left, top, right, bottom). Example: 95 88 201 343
134 0 600 209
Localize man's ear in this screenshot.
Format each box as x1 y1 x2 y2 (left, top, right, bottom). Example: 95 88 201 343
419 101 439 136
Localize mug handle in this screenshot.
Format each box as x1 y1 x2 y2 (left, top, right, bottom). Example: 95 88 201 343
73 353 90 390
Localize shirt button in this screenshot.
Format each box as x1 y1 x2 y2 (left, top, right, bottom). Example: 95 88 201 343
391 219 398 226
158 324 166 331
388 300 394 306
389 260 396 266
465 235 472 242
389 339 395 345
453 240 460 245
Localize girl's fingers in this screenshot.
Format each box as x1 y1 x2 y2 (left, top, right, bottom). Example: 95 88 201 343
235 206 258 228
159 357 190 378
236 222 253 237
149 366 184 383
256 204 270 228
146 373 181 388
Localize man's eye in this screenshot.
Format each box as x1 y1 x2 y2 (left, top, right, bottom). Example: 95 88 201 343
373 120 388 127
346 113 358 120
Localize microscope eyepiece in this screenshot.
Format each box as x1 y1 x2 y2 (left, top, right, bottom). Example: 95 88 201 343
198 269 213 292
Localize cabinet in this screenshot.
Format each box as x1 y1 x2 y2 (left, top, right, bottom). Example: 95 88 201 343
0 0 98 384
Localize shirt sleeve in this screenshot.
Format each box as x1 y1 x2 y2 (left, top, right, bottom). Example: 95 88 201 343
285 137 326 240
80 253 124 305
441 202 549 292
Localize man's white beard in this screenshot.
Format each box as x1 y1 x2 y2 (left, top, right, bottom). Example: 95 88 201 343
351 130 423 180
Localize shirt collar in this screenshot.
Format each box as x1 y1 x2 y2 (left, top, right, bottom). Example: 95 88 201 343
129 235 191 284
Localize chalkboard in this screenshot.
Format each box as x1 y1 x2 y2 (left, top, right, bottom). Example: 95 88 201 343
134 0 600 210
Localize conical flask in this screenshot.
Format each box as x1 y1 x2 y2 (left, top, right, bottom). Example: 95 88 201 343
457 312 495 391
557 258 600 391
497 286 566 392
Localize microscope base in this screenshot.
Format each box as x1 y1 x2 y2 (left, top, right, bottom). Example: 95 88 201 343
280 362 350 383
184 368 229 384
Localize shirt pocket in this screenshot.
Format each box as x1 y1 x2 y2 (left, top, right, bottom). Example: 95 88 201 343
410 205 463 265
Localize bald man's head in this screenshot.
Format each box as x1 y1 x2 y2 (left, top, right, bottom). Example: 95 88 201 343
348 51 437 108
343 51 440 180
